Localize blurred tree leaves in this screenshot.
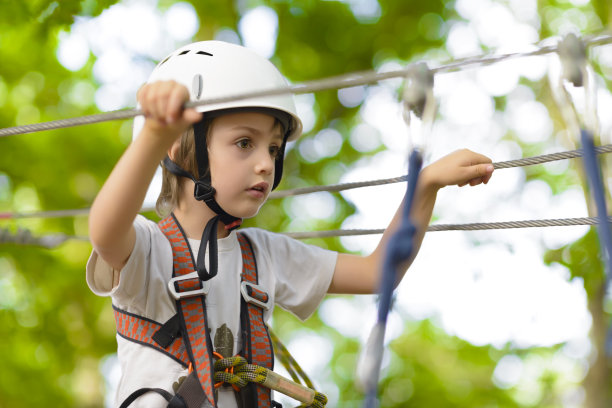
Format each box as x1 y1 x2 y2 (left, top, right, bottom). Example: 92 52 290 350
0 0 611 407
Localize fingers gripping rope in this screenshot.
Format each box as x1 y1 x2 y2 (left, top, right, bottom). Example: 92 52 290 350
213 357 328 407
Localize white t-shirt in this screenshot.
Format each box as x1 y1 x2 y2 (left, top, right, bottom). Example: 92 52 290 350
87 215 337 408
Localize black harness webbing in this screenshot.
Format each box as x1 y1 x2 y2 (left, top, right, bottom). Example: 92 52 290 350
115 214 273 408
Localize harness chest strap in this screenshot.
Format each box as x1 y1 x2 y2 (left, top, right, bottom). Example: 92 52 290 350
113 214 273 408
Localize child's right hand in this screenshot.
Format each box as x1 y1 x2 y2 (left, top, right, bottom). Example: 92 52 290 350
137 80 202 143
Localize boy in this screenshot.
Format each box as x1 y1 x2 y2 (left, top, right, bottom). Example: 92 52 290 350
87 41 494 408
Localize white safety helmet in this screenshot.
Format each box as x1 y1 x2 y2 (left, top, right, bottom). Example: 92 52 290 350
133 40 302 142
134 41 303 216
133 41 305 281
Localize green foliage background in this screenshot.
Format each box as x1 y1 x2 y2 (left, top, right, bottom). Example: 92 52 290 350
0 0 611 407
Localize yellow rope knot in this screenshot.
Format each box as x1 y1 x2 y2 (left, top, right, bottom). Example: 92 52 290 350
213 354 247 390
213 355 327 408
213 356 266 388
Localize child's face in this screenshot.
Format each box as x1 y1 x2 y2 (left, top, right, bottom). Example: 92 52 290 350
207 111 284 219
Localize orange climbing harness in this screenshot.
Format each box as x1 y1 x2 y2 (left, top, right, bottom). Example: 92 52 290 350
114 214 326 408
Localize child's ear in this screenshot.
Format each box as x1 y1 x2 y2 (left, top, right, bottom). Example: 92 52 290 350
168 139 181 161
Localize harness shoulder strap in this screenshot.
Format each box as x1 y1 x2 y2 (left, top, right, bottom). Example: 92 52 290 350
113 215 217 408
237 232 274 408
160 214 217 407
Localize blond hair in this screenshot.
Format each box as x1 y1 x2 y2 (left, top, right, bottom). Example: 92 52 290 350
155 113 285 217
156 126 202 217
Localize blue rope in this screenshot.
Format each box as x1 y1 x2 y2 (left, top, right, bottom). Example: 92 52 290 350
579 130 612 357
579 129 612 281
364 149 423 407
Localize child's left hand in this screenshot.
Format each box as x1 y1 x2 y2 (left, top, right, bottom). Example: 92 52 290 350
330 148 494 295
420 149 494 190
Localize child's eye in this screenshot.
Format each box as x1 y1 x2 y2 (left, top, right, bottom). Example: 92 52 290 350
236 139 251 149
269 145 281 158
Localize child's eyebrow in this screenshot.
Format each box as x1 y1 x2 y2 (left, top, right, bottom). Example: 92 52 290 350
231 125 283 141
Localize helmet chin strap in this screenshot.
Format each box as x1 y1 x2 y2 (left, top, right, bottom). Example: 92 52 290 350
162 157 242 228
162 156 242 281
162 110 288 281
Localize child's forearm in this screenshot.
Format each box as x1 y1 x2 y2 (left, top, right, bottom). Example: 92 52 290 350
328 175 438 294
374 171 439 285
88 131 170 269
329 149 493 295
89 81 201 269
369 150 494 287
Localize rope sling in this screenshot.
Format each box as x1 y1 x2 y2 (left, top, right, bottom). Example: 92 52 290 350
114 213 328 408
213 352 328 408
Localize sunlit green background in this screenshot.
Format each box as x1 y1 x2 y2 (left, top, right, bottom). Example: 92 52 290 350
1 0 612 407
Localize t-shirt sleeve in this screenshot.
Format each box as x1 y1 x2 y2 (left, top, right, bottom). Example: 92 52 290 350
243 229 338 321
86 215 162 307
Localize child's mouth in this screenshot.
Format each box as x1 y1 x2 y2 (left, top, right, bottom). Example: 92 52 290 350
247 182 269 198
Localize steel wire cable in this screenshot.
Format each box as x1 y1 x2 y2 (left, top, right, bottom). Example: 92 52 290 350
2 143 611 220
284 217 610 239
1 34 611 137
2 34 612 238
2 217 608 248
492 144 612 169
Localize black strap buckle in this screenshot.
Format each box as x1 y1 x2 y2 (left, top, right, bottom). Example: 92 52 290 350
194 181 215 202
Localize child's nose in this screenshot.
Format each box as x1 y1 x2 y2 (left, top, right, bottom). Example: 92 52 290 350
254 148 274 174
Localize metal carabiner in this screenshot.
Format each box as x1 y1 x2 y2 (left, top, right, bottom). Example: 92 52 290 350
550 33 599 138
401 62 436 154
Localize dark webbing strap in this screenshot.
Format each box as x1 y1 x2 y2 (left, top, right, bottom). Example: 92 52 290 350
161 156 240 227
118 372 207 408
119 387 174 408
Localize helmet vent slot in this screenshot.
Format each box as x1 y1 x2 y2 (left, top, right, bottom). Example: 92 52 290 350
179 50 190 55
197 51 213 56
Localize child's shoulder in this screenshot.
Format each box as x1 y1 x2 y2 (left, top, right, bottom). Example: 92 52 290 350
239 227 289 245
240 227 337 257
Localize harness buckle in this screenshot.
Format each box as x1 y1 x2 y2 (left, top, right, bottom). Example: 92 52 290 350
168 272 210 300
241 281 270 311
